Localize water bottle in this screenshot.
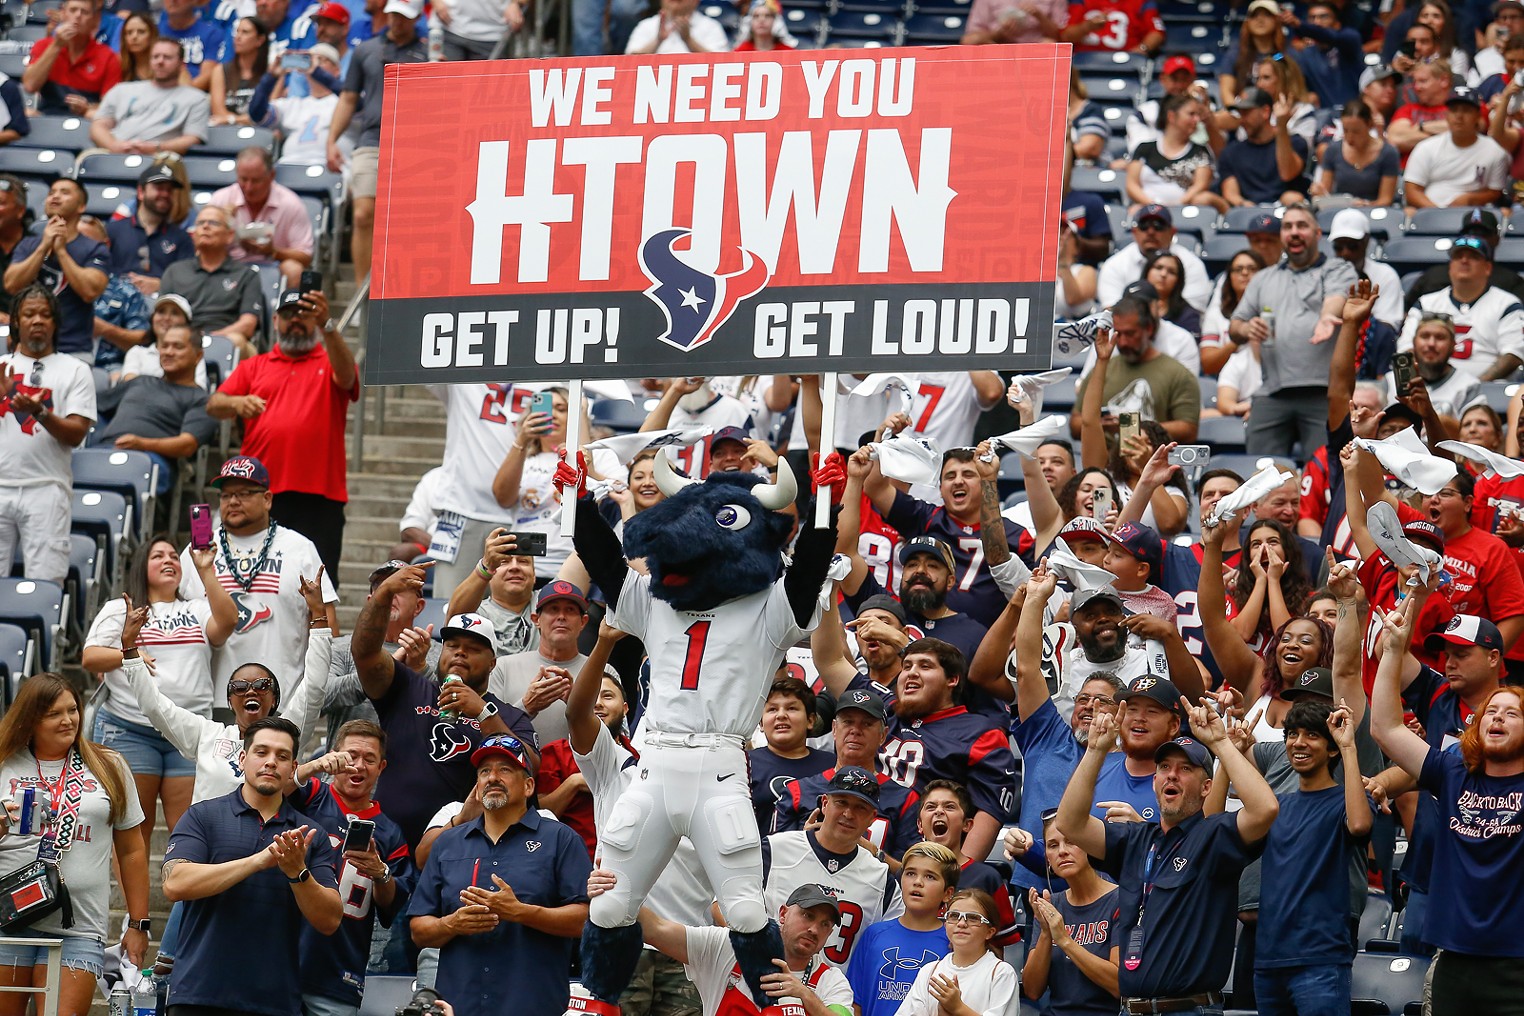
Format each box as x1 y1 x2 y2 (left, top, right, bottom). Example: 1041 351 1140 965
1259 306 1276 349
108 984 130 1016
428 18 445 61
439 674 464 721
130 970 156 1016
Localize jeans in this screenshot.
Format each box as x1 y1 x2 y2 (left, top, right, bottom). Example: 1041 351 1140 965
571 0 650 55
1254 963 1352 1016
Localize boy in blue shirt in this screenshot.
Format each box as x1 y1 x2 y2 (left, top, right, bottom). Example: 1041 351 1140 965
845 842 955 1016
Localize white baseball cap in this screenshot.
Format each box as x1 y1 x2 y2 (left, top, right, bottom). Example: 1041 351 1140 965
383 0 423 17
309 42 341 65
1328 208 1370 242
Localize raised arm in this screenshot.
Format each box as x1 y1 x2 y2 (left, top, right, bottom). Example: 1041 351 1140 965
1199 512 1265 693
1184 696 1278 843
1329 702 1373 837
1075 328 1115 464
568 493 630 612
447 527 512 617
967 582 1024 705
568 624 624 755
1056 711 1116 860
1325 549 1369 727
1369 589 1433 777
1013 571 1060 717
784 492 840 629
351 564 431 700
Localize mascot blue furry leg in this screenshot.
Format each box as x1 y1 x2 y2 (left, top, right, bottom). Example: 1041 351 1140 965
559 452 839 1015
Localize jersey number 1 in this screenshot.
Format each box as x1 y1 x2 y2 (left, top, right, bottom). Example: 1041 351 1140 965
681 620 710 691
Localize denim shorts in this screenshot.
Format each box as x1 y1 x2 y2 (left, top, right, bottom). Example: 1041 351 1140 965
0 930 105 976
94 708 197 779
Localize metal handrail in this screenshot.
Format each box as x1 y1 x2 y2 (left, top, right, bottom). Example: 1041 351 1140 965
343 274 372 472
0 937 62 1014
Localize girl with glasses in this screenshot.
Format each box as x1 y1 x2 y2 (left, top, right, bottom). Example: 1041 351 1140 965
897 889 1021 1016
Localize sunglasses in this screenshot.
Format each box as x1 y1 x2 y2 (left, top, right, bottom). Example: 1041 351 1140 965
228 678 275 694
942 911 993 926
1420 311 1456 324
27 361 41 386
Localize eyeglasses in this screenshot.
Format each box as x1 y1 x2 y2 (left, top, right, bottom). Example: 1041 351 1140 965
228 678 275 694
218 488 268 502
942 912 993 926
1074 693 1116 707
1231 264 1259 275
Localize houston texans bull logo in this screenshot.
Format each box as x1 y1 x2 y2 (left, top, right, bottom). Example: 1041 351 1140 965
231 592 274 634
429 722 472 762
638 228 771 353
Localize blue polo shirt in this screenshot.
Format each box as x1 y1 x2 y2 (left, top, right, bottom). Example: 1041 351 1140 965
1097 811 1261 999
163 787 341 1016
1010 698 1080 890
407 810 591 1016
105 211 194 280
12 234 110 356
290 777 414 1006
369 661 539 849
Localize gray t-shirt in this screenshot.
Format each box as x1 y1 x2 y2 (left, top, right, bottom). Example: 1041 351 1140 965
476 597 539 658
0 749 143 940
98 81 210 143
96 375 217 446
1231 255 1359 392
489 648 591 746
344 34 428 149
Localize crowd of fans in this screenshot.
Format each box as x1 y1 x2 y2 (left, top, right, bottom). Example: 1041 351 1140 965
3 0 1524 1014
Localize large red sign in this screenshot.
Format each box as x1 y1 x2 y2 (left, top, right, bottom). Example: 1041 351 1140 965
366 45 1069 384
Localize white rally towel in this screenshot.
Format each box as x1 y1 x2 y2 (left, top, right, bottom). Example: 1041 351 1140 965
1046 545 1118 591
850 373 916 417
869 434 943 486
1055 309 1111 357
987 415 1070 457
1437 440 1524 480
1353 428 1457 495
1366 500 1442 587
819 553 854 612
584 425 713 465
1206 464 1296 528
1006 368 1073 418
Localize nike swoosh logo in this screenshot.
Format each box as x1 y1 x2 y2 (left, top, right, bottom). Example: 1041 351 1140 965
717 773 735 782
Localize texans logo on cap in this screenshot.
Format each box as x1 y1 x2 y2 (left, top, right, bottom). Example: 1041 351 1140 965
459 616 483 630
846 691 872 706
1133 677 1157 691
1301 671 1317 685
1446 616 1464 633
1172 736 1192 748
222 457 261 479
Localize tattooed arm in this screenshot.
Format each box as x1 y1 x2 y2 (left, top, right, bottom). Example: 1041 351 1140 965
353 564 430 700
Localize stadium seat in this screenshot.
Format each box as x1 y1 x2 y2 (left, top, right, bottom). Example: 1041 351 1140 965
1069 166 1124 201
1041 376 1078 413
1405 206 1492 236
1380 237 1455 274
0 146 69 180
1071 50 1146 74
416 596 450 636
0 53 26 80
203 333 239 391
1197 374 1218 409
1162 22 1224 52
179 156 240 189
0 622 31 706
1495 238 1524 264
1082 76 1142 107
24 0 60 24
825 10 899 38
1210 453 1293 479
1198 415 1247 454
201 124 277 158
590 398 649 433
75 152 161 183
1201 234 1250 273
66 533 100 634
274 163 345 206
1168 204 1214 240
1350 951 1428 1015
0 578 66 673
13 115 90 153
1219 205 1282 234
1479 381 1518 414
72 448 157 543
901 11 962 41
83 181 133 218
8 21 44 40
1159 0 1221 21
782 6 825 37
358 977 420 1016
70 489 130 592
1318 204 1399 242
1358 893 1395 948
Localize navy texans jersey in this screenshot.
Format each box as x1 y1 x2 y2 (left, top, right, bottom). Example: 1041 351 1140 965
880 706 1016 823
748 745 835 836
885 490 1026 629
772 767 923 858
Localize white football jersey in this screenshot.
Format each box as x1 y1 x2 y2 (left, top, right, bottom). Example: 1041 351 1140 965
905 371 992 452
1398 286 1524 380
429 383 519 522
609 571 815 736
763 831 903 968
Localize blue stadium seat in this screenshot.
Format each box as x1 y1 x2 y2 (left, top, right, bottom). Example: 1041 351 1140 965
901 11 963 40
1198 415 1247 453
1072 49 1146 73
782 6 825 37
13 115 90 153
1200 234 1250 273
1082 76 1142 106
907 0 968 14
1197 374 1217 409
9 21 45 40
1380 237 1455 273
202 333 239 391
590 398 648 433
66 533 99 631
1358 893 1394 948
1219 204 1281 234
825 9 899 38
1158 0 1221 20
1069 166 1124 201
75 152 161 183
1317 204 1399 242
70 489 129 591
1041 376 1078 413
0 622 31 706
179 156 240 189
1162 22 1224 52
83 181 133 218
415 597 450 637
24 0 60 24
274 163 345 207
0 146 69 180
1210 453 1295 480
72 448 158 543
1478 381 1518 414
200 124 277 158
1350 951 1427 1015
1168 204 1215 240
0 578 66 672
1405 205 1492 236
0 53 25 80
1495 238 1524 264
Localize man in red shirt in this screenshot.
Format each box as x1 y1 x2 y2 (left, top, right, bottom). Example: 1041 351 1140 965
20 0 120 116
1388 61 1457 161
207 286 358 586
1061 0 1163 52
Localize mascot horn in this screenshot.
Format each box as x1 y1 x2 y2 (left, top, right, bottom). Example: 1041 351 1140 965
557 452 838 1015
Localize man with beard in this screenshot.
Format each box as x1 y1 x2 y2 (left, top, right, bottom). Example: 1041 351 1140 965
1057 700 1278 1015
1071 296 1201 441
209 287 358 584
409 735 590 1016
0 284 94 583
352 562 539 850
1397 235 1524 382
105 163 193 296
811 593 908 705
1372 595 1524 1013
878 638 1015 861
842 535 988 680
1387 312 1482 419
161 717 343 1016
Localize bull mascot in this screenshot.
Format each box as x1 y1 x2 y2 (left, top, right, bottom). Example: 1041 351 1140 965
556 450 841 1015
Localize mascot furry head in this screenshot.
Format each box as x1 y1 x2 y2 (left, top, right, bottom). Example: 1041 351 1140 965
622 454 798 612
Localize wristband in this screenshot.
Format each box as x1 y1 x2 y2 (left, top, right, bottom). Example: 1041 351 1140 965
287 867 311 884
476 558 493 580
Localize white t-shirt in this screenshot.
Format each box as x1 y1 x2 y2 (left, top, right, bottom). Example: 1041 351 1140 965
896 951 1020 1016
0 748 143 940
511 446 621 579
906 372 998 452
1403 133 1511 208
400 466 449 536
1398 286 1524 380
787 378 892 451
710 375 777 445
667 392 755 477
1027 621 1161 721
271 92 338 166
684 925 852 1016
430 383 519 523
1218 343 1264 402
625 10 730 53
178 522 337 686
1096 241 1213 312
86 596 216 727
0 352 95 489
121 344 211 389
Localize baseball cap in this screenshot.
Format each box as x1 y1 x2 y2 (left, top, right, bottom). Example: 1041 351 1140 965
857 593 907 625
1282 666 1334 700
1245 212 1280 235
536 579 589 613
1155 735 1213 769
824 766 881 807
1496 0 1524 14
1070 585 1130 616
1161 55 1195 77
1359 63 1400 90
309 42 342 65
899 535 956 572
1379 402 1424 433
1328 209 1371 242
1447 86 1482 107
368 559 411 590
382 0 423 16
785 884 842 922
470 733 532 771
212 455 269 489
1133 203 1172 227
1122 279 1159 302
1462 208 1502 239
1059 515 1107 544
1450 235 1493 261
275 289 308 315
834 688 887 722
1117 675 1187 719
139 163 182 188
312 1 350 21
1232 85 1275 111
1246 0 1280 13
153 293 193 321
439 612 497 649
710 425 748 449
1424 614 1505 654
1100 522 1164 582
1402 519 1445 552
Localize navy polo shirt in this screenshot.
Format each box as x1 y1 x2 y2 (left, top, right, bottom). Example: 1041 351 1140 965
1097 812 1261 999
407 810 591 1016
105 212 194 279
12 234 110 356
369 661 539 849
163 787 341 1016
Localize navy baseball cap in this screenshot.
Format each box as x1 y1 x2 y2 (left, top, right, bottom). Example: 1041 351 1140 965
212 455 269 488
1403 519 1445 552
1233 85 1275 110
275 290 308 315
1155 735 1213 770
1246 212 1280 235
470 733 532 771
835 688 887 722
1447 86 1482 107
711 426 748 449
536 580 589 613
1118 675 1187 720
1282 667 1334 701
139 163 181 187
1134 204 1172 227
1424 614 1505 654
857 594 907 625
1463 208 1501 239
1451 235 1493 261
899 535 956 571
824 766 881 806
1101 522 1165 582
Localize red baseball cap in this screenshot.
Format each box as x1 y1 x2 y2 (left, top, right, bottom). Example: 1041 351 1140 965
313 2 350 22
1162 55 1196 77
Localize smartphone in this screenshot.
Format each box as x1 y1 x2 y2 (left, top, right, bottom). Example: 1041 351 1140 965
1167 445 1213 468
1092 487 1112 521
280 50 312 71
189 504 214 550
529 390 556 421
1392 351 1417 396
299 268 322 295
341 818 375 854
1118 412 1141 449
505 531 549 556
1400 38 1417 59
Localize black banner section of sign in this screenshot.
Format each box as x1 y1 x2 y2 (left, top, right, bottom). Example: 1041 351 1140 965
363 281 1055 385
